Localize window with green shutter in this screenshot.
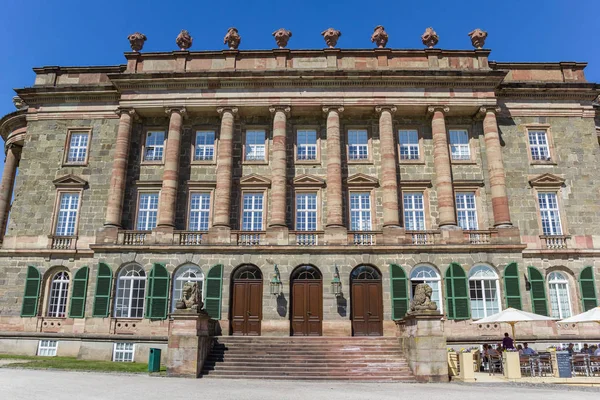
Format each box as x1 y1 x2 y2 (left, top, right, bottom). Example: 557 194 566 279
503 262 522 310
528 266 548 316
389 264 409 320
580 266 598 311
445 262 470 320
21 266 41 317
92 263 113 317
204 264 223 320
145 263 170 320
69 266 89 318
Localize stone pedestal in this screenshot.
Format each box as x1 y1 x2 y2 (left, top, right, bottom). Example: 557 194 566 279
324 226 348 245
441 227 464 244
382 226 406 245
167 310 216 378
266 226 289 245
502 351 521 379
208 226 232 244
458 352 475 382
396 312 448 382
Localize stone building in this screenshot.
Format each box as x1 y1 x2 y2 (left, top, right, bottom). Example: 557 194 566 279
0 28 599 364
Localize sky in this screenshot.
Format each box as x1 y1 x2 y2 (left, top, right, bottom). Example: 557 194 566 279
0 0 598 170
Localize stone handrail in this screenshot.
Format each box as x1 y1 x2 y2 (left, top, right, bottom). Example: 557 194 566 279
49 235 77 250
118 230 149 246
289 231 323 246
234 231 265 246
349 231 379 246
406 230 440 245
540 235 569 249
176 231 206 246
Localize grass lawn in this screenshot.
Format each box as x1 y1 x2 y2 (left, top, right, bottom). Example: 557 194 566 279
0 354 166 373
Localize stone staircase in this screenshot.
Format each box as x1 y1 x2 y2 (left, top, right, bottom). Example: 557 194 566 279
200 336 415 381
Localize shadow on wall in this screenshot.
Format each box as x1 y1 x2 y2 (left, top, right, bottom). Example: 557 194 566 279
276 294 287 317
337 295 347 317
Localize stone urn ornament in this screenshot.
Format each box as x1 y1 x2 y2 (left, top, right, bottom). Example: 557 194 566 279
224 27 241 50
421 27 439 48
272 28 292 48
176 29 193 50
321 28 342 48
468 28 488 49
371 25 388 48
127 32 147 52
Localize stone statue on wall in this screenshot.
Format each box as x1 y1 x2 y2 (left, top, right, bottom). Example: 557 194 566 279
272 28 292 48
421 27 439 48
176 30 193 50
128 32 147 52
321 28 342 48
410 283 438 313
176 282 202 311
224 27 241 50
468 29 488 49
371 25 388 48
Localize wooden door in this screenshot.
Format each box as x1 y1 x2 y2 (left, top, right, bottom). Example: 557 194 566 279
231 280 263 336
351 280 383 336
291 280 322 336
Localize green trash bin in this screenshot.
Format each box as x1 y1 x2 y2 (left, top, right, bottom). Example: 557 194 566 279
148 348 161 372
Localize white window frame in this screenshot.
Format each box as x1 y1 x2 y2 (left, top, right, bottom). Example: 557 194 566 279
296 129 318 161
114 265 146 319
136 192 159 231
538 192 563 236
188 193 211 231
38 340 58 357
528 130 551 161
242 193 264 231
449 129 471 161
171 265 205 312
456 192 478 231
403 192 425 231
468 265 502 320
113 342 135 362
548 271 572 319
410 266 443 314
349 192 372 231
55 193 80 236
245 130 266 161
399 129 420 160
295 193 318 231
143 131 165 162
66 131 89 164
194 130 215 161
348 129 369 161
47 271 70 318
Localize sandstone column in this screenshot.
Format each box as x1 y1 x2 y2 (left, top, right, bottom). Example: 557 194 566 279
104 108 136 229
481 107 512 227
157 107 185 231
376 106 400 227
0 144 21 241
268 106 290 228
429 106 457 228
323 106 347 244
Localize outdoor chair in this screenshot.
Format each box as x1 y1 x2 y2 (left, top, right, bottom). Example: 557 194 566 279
488 353 503 375
519 355 534 376
571 354 590 376
536 353 553 376
589 356 600 376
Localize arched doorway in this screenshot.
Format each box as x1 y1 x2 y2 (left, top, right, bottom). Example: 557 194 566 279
350 265 383 336
231 264 263 336
290 265 322 336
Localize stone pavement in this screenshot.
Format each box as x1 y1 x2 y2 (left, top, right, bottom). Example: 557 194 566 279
1 369 600 400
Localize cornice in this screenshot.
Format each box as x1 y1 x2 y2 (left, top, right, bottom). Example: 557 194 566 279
496 83 600 101
15 87 120 106
0 109 27 142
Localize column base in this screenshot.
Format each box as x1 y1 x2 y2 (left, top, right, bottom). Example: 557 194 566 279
207 226 232 245
440 227 464 244
96 225 120 244
266 226 289 245
150 226 175 245
496 226 521 244
382 226 406 245
324 226 348 245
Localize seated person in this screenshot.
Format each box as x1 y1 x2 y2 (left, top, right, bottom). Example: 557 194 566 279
522 342 536 356
594 346 600 356
566 343 575 355
502 332 515 349
581 344 592 355
517 344 523 354
488 345 501 357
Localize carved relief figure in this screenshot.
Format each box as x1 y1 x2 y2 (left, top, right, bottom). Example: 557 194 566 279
176 282 202 310
272 28 292 48
371 25 388 48
409 283 438 312
176 30 193 50
127 32 147 52
421 27 439 48
224 27 241 50
321 28 342 48
468 29 488 49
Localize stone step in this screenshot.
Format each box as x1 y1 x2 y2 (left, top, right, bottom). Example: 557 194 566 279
200 374 416 381
205 356 407 363
203 360 409 367
200 370 415 380
209 351 405 357
203 364 409 371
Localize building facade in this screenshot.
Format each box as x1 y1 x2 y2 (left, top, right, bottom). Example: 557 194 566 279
0 33 599 360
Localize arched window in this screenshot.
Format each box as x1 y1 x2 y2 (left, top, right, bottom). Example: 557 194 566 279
171 265 204 312
410 265 442 313
114 265 146 318
468 265 501 319
351 265 381 280
233 264 263 280
47 271 70 318
291 265 322 280
548 271 572 319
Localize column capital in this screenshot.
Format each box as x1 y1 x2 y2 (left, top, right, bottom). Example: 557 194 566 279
375 105 397 115
322 105 344 115
216 106 239 117
427 105 450 115
165 107 187 118
115 107 139 120
478 106 501 116
269 105 291 117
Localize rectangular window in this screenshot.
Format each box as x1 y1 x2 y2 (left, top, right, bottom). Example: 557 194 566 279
113 342 135 362
189 193 210 231
296 193 317 231
399 130 419 160
449 129 470 160
403 193 425 231
55 193 79 236
538 192 562 235
348 129 369 161
245 130 266 161
37 340 58 357
242 193 264 231
350 193 372 231
297 129 317 161
137 193 159 231
144 131 165 162
529 130 551 161
469 280 500 319
66 132 89 163
456 192 478 230
194 131 215 161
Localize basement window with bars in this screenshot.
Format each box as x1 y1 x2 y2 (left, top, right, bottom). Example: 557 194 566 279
113 342 135 362
37 340 58 356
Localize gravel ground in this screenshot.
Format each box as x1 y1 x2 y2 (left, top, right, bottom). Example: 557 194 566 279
0 369 599 400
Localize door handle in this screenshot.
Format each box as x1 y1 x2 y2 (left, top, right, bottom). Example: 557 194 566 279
247 311 251 316
368 312 372 315
307 311 312 315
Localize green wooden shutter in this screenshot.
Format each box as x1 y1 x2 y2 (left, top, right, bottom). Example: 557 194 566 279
145 263 170 320
389 264 409 320
205 264 223 319
503 262 522 310
528 266 548 316
580 266 598 311
445 262 470 320
68 266 89 318
92 263 113 317
21 266 41 317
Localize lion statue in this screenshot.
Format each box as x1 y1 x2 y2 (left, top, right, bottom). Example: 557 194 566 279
175 282 202 310
409 283 438 313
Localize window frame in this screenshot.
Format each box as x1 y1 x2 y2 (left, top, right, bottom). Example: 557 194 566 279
455 191 479 231
240 190 267 231
348 190 374 231
135 189 160 232
346 127 372 164
113 264 146 319
141 128 167 165
51 190 83 238
448 127 475 163
536 191 565 236
191 128 218 164
243 127 269 164
45 270 71 318
547 271 573 319
397 128 424 164
525 124 557 165
294 190 320 231
38 340 58 357
113 342 135 362
468 265 502 320
186 191 213 232
294 126 321 164
63 128 92 166
402 191 427 231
